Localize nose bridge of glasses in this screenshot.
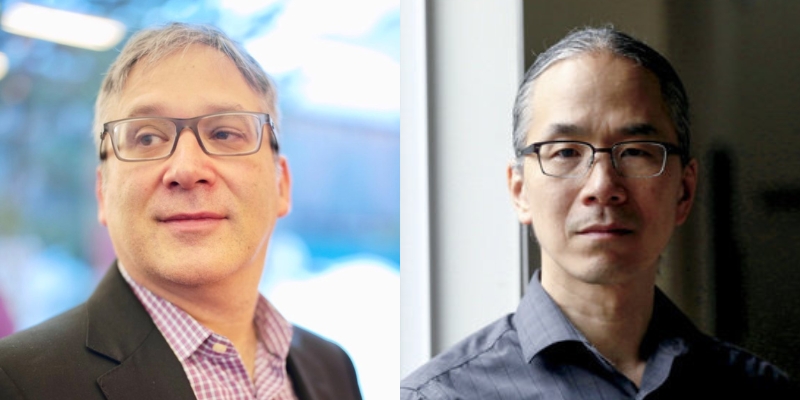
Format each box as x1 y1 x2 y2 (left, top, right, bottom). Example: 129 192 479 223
579 145 642 179
172 118 206 150
589 146 617 170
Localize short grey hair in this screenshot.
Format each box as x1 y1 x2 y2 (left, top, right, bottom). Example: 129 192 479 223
94 22 278 155
512 26 690 169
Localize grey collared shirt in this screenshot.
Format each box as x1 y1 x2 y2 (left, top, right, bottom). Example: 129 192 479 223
401 270 794 399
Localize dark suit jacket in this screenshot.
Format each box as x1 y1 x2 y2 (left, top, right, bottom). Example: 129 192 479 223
0 263 362 400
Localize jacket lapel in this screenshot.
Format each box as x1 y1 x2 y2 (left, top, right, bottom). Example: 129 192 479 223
287 344 320 400
285 327 362 400
85 263 196 400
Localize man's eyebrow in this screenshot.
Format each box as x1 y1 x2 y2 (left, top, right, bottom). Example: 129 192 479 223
620 123 659 136
541 123 585 140
539 122 661 140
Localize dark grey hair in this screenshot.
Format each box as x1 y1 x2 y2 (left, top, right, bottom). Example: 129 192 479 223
512 26 690 169
93 22 278 152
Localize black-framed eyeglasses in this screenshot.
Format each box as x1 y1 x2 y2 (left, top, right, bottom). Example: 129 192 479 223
99 112 278 162
516 140 683 178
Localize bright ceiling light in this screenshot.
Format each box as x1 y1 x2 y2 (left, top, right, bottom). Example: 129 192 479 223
0 52 8 81
1 3 125 51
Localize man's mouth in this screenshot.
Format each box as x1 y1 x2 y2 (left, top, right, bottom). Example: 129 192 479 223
157 212 227 233
577 224 634 236
159 212 226 222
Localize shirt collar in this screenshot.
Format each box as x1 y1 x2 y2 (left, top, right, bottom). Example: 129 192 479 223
514 269 702 363
253 293 294 360
644 287 704 353
514 269 588 362
117 263 293 362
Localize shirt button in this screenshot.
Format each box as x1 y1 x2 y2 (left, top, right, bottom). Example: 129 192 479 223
212 343 228 353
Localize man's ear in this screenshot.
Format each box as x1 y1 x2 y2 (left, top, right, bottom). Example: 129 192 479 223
508 162 533 225
674 158 698 226
276 156 292 217
96 166 108 227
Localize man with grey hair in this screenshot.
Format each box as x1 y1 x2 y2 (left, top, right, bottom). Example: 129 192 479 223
0 23 361 400
401 26 794 399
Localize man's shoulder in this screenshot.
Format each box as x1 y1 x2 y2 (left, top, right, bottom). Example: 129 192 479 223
290 324 352 361
0 303 98 374
0 303 116 399
288 325 363 400
693 337 789 379
400 314 517 398
678 335 797 396
0 303 88 360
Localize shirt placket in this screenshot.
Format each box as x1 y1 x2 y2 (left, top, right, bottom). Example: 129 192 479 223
255 339 296 400
198 334 257 399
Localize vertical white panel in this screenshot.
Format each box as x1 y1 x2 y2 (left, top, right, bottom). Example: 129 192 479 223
427 0 524 353
400 0 432 377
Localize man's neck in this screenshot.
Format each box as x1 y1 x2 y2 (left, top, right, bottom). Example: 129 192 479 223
175 283 261 379
540 263 656 386
167 279 261 349
126 262 263 378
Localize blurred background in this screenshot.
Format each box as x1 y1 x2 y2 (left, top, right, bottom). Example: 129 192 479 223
0 0 398 398
402 0 800 382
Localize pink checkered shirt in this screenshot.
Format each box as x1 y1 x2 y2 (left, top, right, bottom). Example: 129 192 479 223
119 265 298 400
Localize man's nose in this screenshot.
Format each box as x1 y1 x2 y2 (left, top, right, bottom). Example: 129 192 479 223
162 128 216 189
580 152 627 206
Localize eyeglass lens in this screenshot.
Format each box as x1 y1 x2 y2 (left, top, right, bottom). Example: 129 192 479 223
537 142 667 178
111 114 262 160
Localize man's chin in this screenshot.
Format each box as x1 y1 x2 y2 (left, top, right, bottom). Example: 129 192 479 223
568 258 657 286
141 257 240 288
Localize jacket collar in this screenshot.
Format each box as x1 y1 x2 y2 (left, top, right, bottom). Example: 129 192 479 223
85 262 197 399
286 326 359 400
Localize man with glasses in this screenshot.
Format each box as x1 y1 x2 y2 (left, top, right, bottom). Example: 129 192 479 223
0 23 361 400
401 26 794 399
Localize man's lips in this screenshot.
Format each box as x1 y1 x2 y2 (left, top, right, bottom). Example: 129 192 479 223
576 224 634 235
158 212 226 223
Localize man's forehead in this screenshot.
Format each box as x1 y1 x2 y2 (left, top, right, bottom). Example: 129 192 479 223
108 48 272 120
526 52 672 139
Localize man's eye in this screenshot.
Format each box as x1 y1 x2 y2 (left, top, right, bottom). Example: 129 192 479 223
554 148 581 158
619 147 652 158
213 131 231 140
135 132 167 146
210 130 244 141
